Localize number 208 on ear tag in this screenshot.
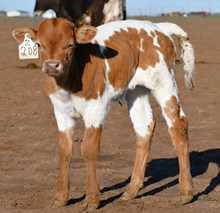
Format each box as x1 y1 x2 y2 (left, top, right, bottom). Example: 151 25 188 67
18 33 39 59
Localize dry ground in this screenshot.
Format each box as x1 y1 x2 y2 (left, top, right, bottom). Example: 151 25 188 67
0 17 219 212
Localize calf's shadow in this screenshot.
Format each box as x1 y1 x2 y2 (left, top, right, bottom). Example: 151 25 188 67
67 148 220 208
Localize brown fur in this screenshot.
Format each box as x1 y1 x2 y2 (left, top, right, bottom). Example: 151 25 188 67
123 120 156 200
37 19 74 63
81 127 102 209
104 27 163 91
44 76 60 95
74 43 108 99
155 30 176 70
163 96 193 203
138 28 160 70
105 28 140 91
53 130 74 207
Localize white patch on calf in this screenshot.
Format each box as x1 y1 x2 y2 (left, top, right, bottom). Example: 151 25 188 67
126 88 153 137
94 20 162 46
152 34 160 48
83 81 126 128
49 89 80 132
139 38 144 52
53 107 76 132
127 49 182 130
83 94 109 129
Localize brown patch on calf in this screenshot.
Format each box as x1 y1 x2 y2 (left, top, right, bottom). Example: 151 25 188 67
138 28 160 70
105 27 162 91
163 96 188 137
163 96 193 202
163 96 189 165
104 27 175 92
72 43 109 99
79 61 106 99
44 76 60 95
104 28 140 91
150 31 156 38
81 127 102 161
155 30 176 70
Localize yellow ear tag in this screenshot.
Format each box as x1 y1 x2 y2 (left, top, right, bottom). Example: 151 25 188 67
18 33 39 59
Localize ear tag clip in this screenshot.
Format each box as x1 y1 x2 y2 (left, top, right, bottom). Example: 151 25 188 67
18 33 39 59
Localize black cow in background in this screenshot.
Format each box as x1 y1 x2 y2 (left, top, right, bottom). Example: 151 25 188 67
34 0 126 26
34 0 60 17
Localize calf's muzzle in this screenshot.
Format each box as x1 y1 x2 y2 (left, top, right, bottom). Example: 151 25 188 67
42 59 64 77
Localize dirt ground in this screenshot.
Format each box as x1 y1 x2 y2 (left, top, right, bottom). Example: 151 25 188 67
0 17 219 213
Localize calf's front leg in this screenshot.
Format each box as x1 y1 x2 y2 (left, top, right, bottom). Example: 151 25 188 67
53 129 74 207
81 126 102 211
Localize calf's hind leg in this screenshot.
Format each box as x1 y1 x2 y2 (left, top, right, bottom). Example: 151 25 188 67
154 91 193 204
123 87 155 200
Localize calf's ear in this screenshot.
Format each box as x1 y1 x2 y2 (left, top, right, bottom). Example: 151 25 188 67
75 25 97 44
12 27 38 43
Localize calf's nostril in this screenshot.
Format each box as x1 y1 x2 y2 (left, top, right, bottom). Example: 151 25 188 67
55 63 60 68
42 60 63 75
48 61 61 70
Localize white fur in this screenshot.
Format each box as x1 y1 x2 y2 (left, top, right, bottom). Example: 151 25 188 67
182 41 195 88
127 54 181 130
155 22 188 38
156 22 195 89
49 89 78 132
93 20 160 43
126 87 153 137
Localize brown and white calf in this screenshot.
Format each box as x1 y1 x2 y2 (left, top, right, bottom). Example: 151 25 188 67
12 18 194 211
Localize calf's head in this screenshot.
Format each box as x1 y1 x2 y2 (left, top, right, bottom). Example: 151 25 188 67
12 18 97 78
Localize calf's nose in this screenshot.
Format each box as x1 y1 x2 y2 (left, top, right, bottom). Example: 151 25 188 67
42 59 63 74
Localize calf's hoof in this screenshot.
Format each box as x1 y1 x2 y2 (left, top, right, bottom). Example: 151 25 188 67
121 191 136 200
180 193 194 204
52 199 67 208
81 201 99 212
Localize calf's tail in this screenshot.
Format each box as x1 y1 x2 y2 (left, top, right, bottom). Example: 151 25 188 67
156 22 195 90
